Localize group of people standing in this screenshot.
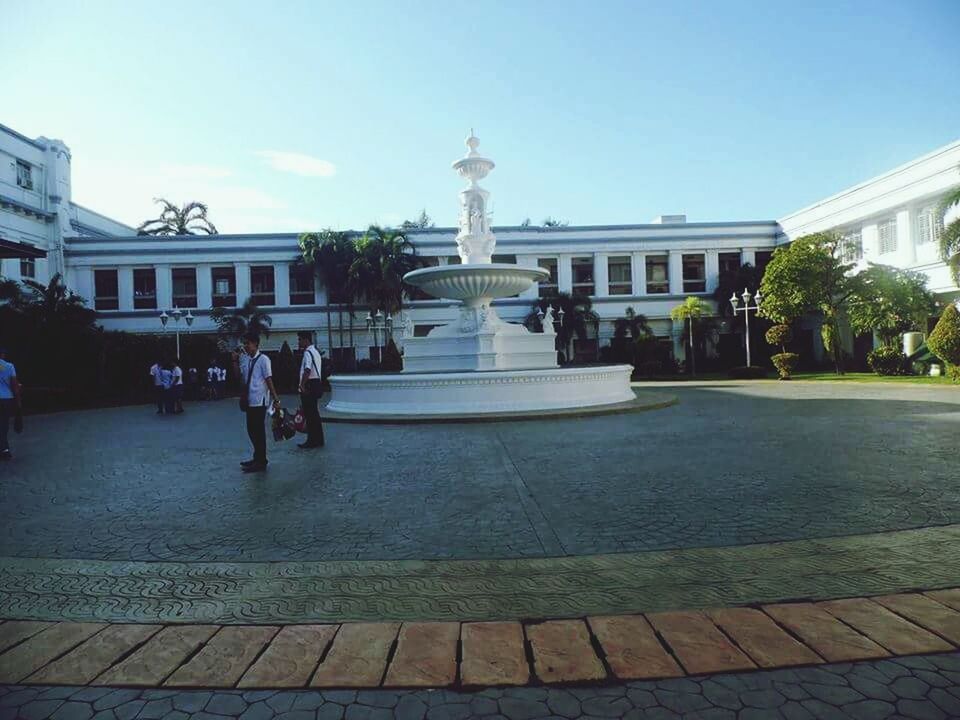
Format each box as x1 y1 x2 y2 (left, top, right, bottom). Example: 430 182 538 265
149 357 185 414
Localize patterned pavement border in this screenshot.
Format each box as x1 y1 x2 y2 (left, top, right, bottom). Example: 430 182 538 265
2 588 960 690
2 524 960 625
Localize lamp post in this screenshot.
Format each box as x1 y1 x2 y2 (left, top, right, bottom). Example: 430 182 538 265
730 288 762 367
159 307 194 358
365 310 392 364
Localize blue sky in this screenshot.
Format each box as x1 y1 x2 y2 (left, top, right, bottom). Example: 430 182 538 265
3 0 959 233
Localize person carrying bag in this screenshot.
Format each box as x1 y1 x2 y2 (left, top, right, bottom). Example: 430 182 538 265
296 331 325 449
233 333 282 473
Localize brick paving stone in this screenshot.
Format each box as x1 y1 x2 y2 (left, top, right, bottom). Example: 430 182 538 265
383 622 460 688
875 593 960 646
525 619 606 684
95 625 220 686
819 598 954 655
927 589 960 613
26 624 162 685
238 624 338 688
165 626 279 687
764 602 890 663
587 615 683 680
646 611 755 675
0 622 53 655
0 622 105 684
708 607 823 668
461 622 528 687
311 623 400 688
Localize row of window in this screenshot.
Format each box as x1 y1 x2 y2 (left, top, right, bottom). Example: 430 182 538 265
842 205 945 261
93 265 316 311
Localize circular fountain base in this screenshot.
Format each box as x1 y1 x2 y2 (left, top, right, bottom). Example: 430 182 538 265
326 365 641 421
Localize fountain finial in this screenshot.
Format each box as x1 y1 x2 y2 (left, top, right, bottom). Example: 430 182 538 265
466 131 480 157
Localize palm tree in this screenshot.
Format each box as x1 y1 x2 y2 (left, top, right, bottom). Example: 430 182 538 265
300 229 359 351
670 296 710 376
137 199 218 236
349 225 421 317
613 306 652 340
20 273 98 329
938 183 960 286
210 297 272 342
525 291 599 364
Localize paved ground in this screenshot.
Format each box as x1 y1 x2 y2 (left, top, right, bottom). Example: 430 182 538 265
4 651 960 719
2 382 959 564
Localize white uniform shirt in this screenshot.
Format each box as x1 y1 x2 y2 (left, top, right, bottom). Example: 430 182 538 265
173 366 183 386
240 352 273 407
150 363 162 387
300 345 323 381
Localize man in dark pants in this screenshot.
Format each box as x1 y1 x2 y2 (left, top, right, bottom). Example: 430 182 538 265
0 347 22 461
232 333 281 473
296 331 325 449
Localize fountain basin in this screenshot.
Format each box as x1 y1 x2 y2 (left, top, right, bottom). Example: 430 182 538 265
327 365 636 417
404 263 548 305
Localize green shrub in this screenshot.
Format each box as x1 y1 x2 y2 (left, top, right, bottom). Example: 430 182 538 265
729 365 767 379
765 324 793 350
927 304 960 381
771 352 799 380
867 346 909 376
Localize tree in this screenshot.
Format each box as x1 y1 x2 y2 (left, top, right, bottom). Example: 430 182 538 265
938 181 960 286
612 306 652 340
525 291 598 364
670 296 710 376
349 225 421 316
519 218 532 227
401 210 434 229
210 297 272 341
19 273 98 331
137 199 218 236
759 232 857 374
847 264 936 347
927 303 960 382
542 217 568 227
300 229 358 351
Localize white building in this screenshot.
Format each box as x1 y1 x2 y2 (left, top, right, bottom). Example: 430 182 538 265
3 120 958 366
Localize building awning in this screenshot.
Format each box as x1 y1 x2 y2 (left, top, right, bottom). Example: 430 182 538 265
0 238 47 259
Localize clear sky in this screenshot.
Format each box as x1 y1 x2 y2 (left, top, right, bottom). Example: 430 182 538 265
3 0 959 233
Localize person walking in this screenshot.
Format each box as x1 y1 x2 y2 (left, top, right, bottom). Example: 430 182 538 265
233 332 281 473
149 358 164 413
172 361 184 414
296 331 325 449
0 347 23 461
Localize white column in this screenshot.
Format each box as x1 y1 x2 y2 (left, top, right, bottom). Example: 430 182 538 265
235 262 251 304
156 264 172 310
668 251 684 295
705 250 719 294
275 263 290 307
118 267 134 312
897 209 914 265
72 267 94 306
197 264 212 309
741 248 756 267
594 253 609 298
558 254 573 293
632 252 645 295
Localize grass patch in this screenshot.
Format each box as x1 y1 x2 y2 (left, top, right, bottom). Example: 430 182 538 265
792 371 957 385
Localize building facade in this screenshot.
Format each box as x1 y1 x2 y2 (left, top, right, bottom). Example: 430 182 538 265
3 120 958 365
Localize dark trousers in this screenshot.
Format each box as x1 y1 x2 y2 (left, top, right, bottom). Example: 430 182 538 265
245 405 268 463
155 386 164 413
300 386 324 446
0 399 12 452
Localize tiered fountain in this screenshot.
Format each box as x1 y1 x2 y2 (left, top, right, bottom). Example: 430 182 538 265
326 135 634 418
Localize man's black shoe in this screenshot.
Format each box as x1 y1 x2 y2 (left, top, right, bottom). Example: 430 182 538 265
242 462 267 473
240 459 255 467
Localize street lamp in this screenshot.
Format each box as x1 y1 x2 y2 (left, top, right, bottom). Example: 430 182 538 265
730 287 762 367
159 307 194 358
365 310 392 364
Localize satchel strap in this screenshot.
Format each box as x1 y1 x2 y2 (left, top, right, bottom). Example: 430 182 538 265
245 354 261 392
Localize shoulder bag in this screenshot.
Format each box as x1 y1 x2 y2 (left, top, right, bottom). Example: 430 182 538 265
239 355 261 413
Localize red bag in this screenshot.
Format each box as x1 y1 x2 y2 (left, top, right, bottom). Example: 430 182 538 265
292 407 307 434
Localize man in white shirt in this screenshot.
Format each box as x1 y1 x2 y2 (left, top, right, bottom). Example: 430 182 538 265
232 332 281 473
297 331 325 449
172 363 184 414
149 358 164 414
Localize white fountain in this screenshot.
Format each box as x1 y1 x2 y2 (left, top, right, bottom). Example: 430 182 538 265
326 135 634 418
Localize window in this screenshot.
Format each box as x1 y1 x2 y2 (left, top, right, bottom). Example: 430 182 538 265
16 160 33 190
19 257 36 279
645 255 669 294
171 268 197 308
916 206 944 246
250 266 275 306
608 256 632 295
682 254 706 293
719 252 741 276
133 268 157 310
538 258 558 297
878 219 898 254
571 256 594 296
211 267 236 307
491 254 517 264
289 265 315 305
447 255 462 265
841 230 863 263
94 269 119 310
755 251 773 275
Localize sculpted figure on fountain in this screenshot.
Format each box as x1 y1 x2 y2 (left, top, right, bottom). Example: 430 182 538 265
453 134 496 264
